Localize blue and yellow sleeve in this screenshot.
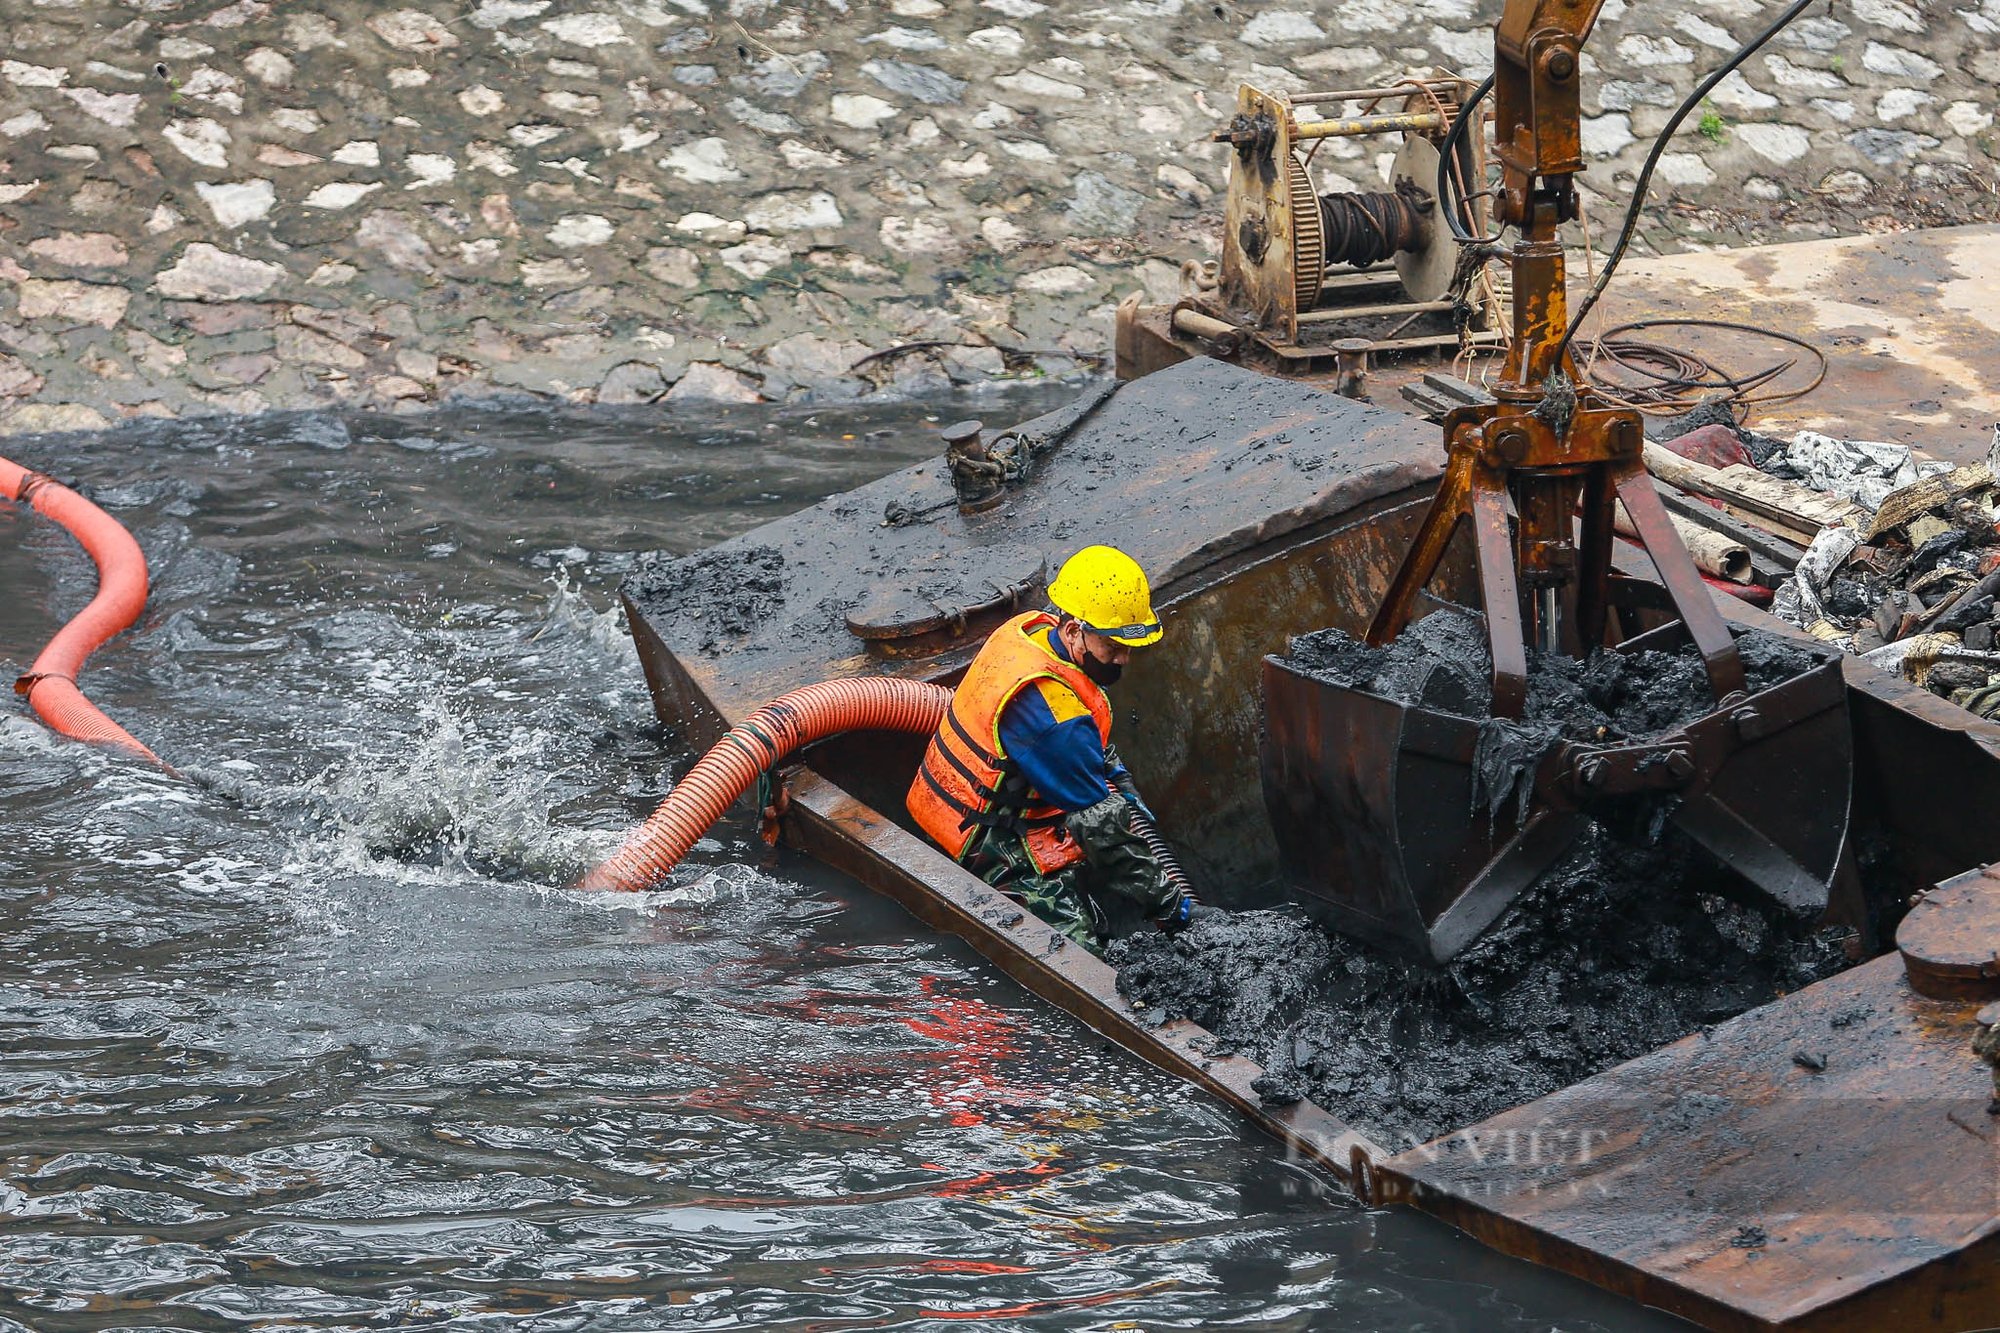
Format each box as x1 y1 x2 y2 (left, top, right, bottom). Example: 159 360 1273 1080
996 678 1115 814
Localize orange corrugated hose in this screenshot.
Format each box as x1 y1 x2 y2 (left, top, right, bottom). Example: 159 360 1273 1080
1 454 173 772
579 677 951 892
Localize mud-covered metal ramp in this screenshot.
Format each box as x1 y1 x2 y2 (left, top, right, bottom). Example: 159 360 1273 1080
621 356 2000 1331
1360 868 2000 1331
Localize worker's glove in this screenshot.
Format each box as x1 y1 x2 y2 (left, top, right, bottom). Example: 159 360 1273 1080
1066 794 1173 906
1161 895 1221 935
1116 782 1156 823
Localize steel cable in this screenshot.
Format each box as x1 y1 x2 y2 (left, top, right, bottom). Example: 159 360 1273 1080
1579 318 1828 417
1556 0 1823 363
1319 188 1428 268
1435 72 1499 245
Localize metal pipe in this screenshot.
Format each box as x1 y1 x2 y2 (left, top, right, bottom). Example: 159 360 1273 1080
1292 85 1420 104
1294 111 1445 139
1298 299 1454 324
1535 586 1560 653
1171 306 1245 357
1332 338 1371 400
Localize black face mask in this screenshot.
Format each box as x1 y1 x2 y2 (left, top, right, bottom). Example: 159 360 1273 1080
1079 654 1123 687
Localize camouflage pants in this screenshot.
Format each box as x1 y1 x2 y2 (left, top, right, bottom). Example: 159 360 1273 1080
960 795 1179 953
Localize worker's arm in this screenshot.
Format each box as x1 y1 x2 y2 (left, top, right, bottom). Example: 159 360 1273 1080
1102 744 1151 820
1000 681 1202 926
996 678 1116 813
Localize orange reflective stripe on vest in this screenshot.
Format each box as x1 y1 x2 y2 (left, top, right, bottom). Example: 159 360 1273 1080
906 610 1112 874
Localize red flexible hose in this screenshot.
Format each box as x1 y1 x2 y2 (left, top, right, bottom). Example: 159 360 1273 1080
579 677 952 892
1 454 171 771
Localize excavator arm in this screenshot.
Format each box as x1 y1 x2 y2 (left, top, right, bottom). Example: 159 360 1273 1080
1274 0 1863 963
1367 0 1745 704
1491 0 1615 215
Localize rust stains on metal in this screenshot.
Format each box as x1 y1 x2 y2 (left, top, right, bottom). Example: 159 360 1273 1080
1365 953 2000 1331
622 358 1445 729
1899 867 2000 1001
618 347 2000 1331
1220 84 1312 334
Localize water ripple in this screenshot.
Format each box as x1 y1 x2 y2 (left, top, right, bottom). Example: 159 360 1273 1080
0 398 1681 1333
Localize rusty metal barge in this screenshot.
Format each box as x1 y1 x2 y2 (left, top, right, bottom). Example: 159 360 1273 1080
618 224 2000 1329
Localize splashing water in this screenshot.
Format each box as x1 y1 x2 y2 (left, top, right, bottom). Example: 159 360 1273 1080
0 398 1680 1331
306 697 614 884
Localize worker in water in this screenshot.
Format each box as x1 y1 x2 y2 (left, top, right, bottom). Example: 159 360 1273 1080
907 545 1209 952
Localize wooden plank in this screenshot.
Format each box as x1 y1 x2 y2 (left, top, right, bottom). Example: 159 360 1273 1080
1317 266 1401 290
1863 463 1995 541
1400 387 1460 420
1642 440 1727 493
1644 443 1863 537
1419 372 1496 407
1373 330 1505 351
1658 486 1805 567
1264 330 1504 361
1720 501 1825 549
1297 299 1454 323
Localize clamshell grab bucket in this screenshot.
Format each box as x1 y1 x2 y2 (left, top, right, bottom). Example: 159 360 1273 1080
1258 627 1857 963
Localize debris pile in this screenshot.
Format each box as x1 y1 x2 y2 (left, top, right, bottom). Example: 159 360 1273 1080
1285 607 1824 743
1758 427 2000 718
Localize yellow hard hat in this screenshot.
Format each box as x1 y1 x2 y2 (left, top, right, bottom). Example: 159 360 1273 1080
1047 545 1162 646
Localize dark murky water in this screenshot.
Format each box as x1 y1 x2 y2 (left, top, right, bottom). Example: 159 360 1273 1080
1 393 1686 1330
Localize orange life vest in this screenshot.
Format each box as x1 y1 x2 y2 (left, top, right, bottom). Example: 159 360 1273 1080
907 611 1113 874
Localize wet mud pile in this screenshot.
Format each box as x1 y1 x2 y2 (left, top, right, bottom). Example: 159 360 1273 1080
1112 829 1849 1146
1111 608 1849 1146
626 544 786 652
1282 606 1827 742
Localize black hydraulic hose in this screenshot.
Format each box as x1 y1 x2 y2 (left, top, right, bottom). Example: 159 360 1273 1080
1113 775 1196 900
1556 0 1822 364
1436 72 1497 244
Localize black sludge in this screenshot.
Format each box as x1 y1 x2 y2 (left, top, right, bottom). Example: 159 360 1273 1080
1111 825 1849 1146
1113 607 1846 1146
4 395 1697 1331
1282 605 1826 741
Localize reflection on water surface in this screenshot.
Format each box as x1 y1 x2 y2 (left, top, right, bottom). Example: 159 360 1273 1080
1 395 1683 1330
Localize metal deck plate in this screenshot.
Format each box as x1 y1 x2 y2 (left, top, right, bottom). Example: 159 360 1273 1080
1370 953 2000 1331
624 356 1442 735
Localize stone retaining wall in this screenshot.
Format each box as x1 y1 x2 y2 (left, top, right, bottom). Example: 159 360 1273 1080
0 0 1994 432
